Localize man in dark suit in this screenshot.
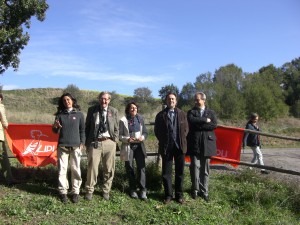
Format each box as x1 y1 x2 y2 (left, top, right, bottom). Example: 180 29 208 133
154 92 189 204
187 92 217 202
84 91 119 201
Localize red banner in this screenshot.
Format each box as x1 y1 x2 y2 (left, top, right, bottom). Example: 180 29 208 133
212 126 244 167
5 124 244 168
185 126 245 168
5 124 59 167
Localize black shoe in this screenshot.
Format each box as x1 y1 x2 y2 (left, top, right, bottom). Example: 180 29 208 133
203 195 209 202
191 191 198 199
130 191 138 199
261 170 269 174
7 179 22 186
176 198 184 204
163 198 172 204
71 194 79 203
199 192 209 202
140 191 148 201
59 194 68 203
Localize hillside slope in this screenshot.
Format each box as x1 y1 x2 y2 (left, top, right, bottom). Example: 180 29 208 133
2 88 161 124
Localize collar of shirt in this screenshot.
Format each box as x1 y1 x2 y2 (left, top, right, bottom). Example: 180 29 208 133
66 108 73 113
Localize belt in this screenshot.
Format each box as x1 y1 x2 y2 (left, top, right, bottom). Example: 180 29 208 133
61 146 75 151
97 137 112 142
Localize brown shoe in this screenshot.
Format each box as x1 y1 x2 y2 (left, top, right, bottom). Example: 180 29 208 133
59 194 68 203
85 193 93 201
103 193 110 201
72 194 79 203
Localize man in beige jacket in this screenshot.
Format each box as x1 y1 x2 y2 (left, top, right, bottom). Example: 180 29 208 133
0 93 18 185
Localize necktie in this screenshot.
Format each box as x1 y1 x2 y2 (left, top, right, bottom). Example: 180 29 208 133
169 111 174 123
102 109 107 123
200 109 204 117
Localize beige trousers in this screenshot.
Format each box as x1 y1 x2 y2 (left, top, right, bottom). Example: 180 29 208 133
85 139 116 194
57 146 82 195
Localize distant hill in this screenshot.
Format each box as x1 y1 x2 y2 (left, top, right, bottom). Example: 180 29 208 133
2 88 161 124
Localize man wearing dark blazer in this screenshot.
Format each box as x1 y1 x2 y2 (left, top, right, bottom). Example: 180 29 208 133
187 92 217 202
154 92 189 204
85 91 119 201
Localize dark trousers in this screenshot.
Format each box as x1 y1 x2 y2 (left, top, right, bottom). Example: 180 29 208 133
161 146 185 200
0 141 13 184
125 145 146 191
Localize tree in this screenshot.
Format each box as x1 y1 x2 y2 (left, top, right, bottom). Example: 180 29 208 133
281 57 300 117
178 82 195 109
0 0 49 74
210 82 245 120
158 84 179 103
213 64 244 90
63 84 82 102
133 87 153 103
194 72 216 107
242 71 288 120
212 64 245 119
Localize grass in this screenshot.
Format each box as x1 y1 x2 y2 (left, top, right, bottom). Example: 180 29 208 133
0 159 299 225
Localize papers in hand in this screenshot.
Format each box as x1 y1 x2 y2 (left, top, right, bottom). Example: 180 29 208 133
130 131 141 142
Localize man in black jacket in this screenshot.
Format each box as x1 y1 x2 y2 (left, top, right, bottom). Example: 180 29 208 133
154 92 189 204
187 92 217 202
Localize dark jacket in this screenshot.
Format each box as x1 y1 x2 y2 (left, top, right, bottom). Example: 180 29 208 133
85 104 119 147
154 107 189 155
243 122 260 147
53 109 85 147
187 107 217 157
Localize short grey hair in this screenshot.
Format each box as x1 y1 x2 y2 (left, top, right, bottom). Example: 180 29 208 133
194 92 206 100
98 91 111 100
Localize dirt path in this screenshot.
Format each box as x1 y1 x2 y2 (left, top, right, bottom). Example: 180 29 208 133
240 148 300 185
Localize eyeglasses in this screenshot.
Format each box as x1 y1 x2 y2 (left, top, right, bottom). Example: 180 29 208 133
130 107 137 110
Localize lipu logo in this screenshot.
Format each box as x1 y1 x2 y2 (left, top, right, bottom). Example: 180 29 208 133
217 148 228 158
22 130 56 156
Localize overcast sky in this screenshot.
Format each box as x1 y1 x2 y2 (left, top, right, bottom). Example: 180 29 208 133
2 0 300 97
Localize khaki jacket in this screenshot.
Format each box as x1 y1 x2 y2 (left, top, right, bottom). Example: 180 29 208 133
85 104 119 147
0 103 8 141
